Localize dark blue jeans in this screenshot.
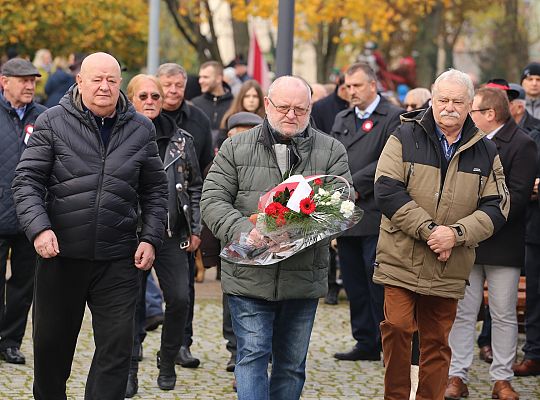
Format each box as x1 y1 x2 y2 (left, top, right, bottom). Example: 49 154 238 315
336 235 383 352
228 295 318 400
145 274 163 318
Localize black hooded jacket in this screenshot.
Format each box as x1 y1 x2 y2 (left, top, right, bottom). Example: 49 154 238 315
12 85 168 260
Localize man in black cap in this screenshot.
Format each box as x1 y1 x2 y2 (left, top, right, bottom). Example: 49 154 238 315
509 82 540 135
0 58 46 364
521 62 540 119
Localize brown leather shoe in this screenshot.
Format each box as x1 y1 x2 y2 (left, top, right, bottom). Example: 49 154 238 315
512 358 540 376
444 376 469 399
492 380 519 400
479 345 493 364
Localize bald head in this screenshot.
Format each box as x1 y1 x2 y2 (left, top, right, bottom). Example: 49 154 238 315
265 76 312 138
76 52 122 117
268 76 312 103
80 52 121 77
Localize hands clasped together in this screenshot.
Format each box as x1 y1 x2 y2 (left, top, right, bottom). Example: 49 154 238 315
426 225 457 262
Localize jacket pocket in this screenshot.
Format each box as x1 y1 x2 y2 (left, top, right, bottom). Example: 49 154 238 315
440 246 475 280
376 219 415 272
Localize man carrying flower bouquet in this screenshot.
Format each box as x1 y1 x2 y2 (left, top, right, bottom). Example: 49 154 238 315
201 75 353 400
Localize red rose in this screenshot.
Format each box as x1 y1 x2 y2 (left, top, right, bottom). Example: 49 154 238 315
299 198 316 215
314 178 322 186
265 202 280 216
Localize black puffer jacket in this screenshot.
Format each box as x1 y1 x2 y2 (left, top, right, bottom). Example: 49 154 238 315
12 85 168 260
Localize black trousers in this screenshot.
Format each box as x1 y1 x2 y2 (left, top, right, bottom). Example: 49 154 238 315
183 253 196 347
0 233 36 350
132 236 190 370
337 235 384 352
222 292 237 357
523 243 540 360
33 256 140 400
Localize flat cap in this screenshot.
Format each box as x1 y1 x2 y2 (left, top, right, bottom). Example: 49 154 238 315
509 83 526 100
227 111 263 131
1 58 41 77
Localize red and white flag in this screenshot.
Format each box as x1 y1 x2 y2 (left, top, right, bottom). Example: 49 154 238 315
248 29 270 93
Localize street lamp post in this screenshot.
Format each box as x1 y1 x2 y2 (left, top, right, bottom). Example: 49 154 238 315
275 0 295 78
147 0 160 74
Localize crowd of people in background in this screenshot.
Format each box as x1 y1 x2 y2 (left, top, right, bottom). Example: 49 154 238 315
1 46 540 400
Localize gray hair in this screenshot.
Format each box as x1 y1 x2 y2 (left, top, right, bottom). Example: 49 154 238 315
156 63 187 80
432 69 474 101
345 62 377 83
267 75 312 103
405 87 431 104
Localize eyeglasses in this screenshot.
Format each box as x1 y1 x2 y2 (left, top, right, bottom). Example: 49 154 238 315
469 108 490 114
138 92 161 101
267 97 309 116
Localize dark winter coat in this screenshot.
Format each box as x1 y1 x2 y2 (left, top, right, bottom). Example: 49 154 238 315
44 69 75 108
0 93 46 235
519 110 540 135
524 123 540 245
191 88 234 142
475 118 537 267
12 85 168 260
201 120 352 301
311 91 349 134
330 96 404 236
162 100 213 172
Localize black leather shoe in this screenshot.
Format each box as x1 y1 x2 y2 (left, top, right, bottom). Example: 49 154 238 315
226 353 236 372
334 347 380 361
125 372 138 398
325 286 339 305
0 347 25 364
175 345 200 368
157 366 176 391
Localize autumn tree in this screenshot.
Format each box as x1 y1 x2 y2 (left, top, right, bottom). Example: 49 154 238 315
474 0 530 83
0 0 148 69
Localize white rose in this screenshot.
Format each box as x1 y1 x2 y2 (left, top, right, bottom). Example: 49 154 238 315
318 188 328 196
340 200 355 218
331 191 342 204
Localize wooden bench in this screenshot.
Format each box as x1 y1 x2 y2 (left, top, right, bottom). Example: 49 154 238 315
483 276 526 333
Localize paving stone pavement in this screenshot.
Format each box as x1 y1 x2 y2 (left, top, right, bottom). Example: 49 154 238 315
1 272 539 399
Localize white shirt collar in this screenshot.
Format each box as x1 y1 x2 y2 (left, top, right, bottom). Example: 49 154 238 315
486 124 504 140
355 95 381 119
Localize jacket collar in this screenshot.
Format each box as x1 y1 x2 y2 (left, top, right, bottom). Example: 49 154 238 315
413 106 481 148
201 87 234 103
491 117 520 144
0 91 36 116
258 118 312 149
60 84 134 129
339 95 394 120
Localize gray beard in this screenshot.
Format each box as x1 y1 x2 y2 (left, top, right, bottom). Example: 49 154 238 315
267 115 309 138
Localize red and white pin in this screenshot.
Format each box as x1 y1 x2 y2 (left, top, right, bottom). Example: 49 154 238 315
24 124 34 145
362 119 374 132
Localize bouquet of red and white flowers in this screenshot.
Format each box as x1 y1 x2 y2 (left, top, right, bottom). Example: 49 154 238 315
220 175 363 265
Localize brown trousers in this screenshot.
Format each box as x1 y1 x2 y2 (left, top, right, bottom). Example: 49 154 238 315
381 285 458 400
